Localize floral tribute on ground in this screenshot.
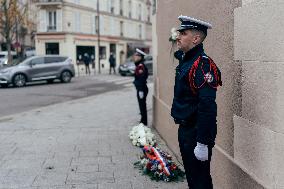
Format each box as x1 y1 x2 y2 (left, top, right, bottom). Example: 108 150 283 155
129 123 156 147
134 145 185 182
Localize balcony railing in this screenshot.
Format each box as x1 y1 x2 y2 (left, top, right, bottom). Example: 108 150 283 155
36 0 63 6
47 25 57 32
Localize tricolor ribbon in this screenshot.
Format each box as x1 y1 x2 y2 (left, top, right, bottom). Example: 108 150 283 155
143 146 171 176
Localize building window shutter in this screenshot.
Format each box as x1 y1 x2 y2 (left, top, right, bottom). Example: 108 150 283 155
39 10 46 32
92 14 96 34
57 9 62 32
100 16 104 34
74 12 81 32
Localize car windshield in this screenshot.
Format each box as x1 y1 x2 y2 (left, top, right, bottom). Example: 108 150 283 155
2 56 31 67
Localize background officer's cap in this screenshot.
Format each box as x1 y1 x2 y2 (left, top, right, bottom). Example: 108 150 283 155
135 48 147 57
177 15 212 34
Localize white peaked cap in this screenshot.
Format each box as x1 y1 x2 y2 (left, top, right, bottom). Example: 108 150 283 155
178 15 212 29
135 48 147 56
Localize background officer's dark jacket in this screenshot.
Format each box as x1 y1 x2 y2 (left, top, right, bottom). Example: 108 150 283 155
133 60 148 91
171 44 221 146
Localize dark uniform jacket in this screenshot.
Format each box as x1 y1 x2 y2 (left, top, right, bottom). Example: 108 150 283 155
171 44 221 146
133 60 149 91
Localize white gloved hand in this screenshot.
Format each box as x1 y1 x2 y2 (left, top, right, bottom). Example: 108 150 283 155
138 91 144 99
194 142 208 161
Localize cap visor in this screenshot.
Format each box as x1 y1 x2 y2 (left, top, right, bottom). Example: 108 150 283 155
176 26 194 32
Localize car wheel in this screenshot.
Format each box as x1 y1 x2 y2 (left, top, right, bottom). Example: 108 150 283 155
13 74 26 87
47 79 54 84
60 71 72 83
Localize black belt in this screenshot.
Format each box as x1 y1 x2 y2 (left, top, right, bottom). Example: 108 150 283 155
175 118 196 126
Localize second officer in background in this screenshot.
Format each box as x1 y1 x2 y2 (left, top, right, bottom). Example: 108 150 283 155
133 48 149 126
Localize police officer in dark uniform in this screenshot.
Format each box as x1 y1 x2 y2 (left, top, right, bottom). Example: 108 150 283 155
171 15 222 189
133 48 149 126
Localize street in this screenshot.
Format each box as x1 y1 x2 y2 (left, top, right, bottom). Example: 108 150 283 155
0 74 139 117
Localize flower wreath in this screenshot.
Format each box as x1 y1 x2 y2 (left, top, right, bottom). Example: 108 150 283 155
134 145 185 182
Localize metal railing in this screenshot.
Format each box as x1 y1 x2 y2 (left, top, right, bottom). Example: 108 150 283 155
36 0 62 2
47 25 57 31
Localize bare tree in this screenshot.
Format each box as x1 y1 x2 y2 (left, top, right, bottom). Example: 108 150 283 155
0 0 31 64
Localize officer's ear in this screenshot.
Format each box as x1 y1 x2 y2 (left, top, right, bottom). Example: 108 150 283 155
192 34 201 45
192 31 205 45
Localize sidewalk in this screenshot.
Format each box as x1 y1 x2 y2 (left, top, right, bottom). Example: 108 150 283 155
0 83 187 189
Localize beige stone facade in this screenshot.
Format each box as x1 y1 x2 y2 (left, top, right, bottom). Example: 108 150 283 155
35 0 153 74
153 0 283 188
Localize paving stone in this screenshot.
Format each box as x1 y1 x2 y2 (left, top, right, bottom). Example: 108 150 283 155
68 184 98 189
0 175 36 188
66 172 114 185
76 164 99 173
32 172 68 187
98 180 132 189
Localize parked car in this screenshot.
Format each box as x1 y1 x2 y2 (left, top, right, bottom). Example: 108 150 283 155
118 57 136 76
0 55 75 88
119 55 153 76
0 51 18 66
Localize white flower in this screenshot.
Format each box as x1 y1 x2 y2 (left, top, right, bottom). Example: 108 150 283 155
129 123 156 147
170 27 178 41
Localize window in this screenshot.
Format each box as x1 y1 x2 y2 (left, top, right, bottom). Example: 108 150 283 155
30 57 44 65
110 0 114 13
120 21 124 36
45 43 59 55
47 11 56 31
139 24 142 39
95 16 99 33
128 0 132 18
152 0 156 15
99 46 106 59
44 57 66 63
147 6 150 22
92 15 98 34
138 4 142 20
74 12 81 32
119 0 123 16
145 56 152 61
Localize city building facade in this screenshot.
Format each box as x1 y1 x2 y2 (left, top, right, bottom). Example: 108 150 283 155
152 0 284 189
35 0 153 74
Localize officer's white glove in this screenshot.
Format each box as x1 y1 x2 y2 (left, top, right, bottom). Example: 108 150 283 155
194 142 208 161
138 91 144 99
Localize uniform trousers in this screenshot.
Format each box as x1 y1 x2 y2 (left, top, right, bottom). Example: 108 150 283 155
136 87 148 125
178 125 213 189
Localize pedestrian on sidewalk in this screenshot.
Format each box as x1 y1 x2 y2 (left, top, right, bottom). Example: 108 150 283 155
83 53 91 75
133 48 149 126
109 52 116 74
171 15 222 189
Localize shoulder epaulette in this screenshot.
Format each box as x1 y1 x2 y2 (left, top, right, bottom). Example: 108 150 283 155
188 55 222 95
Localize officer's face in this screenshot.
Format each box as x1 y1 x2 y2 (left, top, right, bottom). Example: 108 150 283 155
176 30 199 52
133 54 142 62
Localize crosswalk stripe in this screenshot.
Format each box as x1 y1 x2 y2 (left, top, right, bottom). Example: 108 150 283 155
96 77 132 83
123 83 133 87
114 79 133 85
